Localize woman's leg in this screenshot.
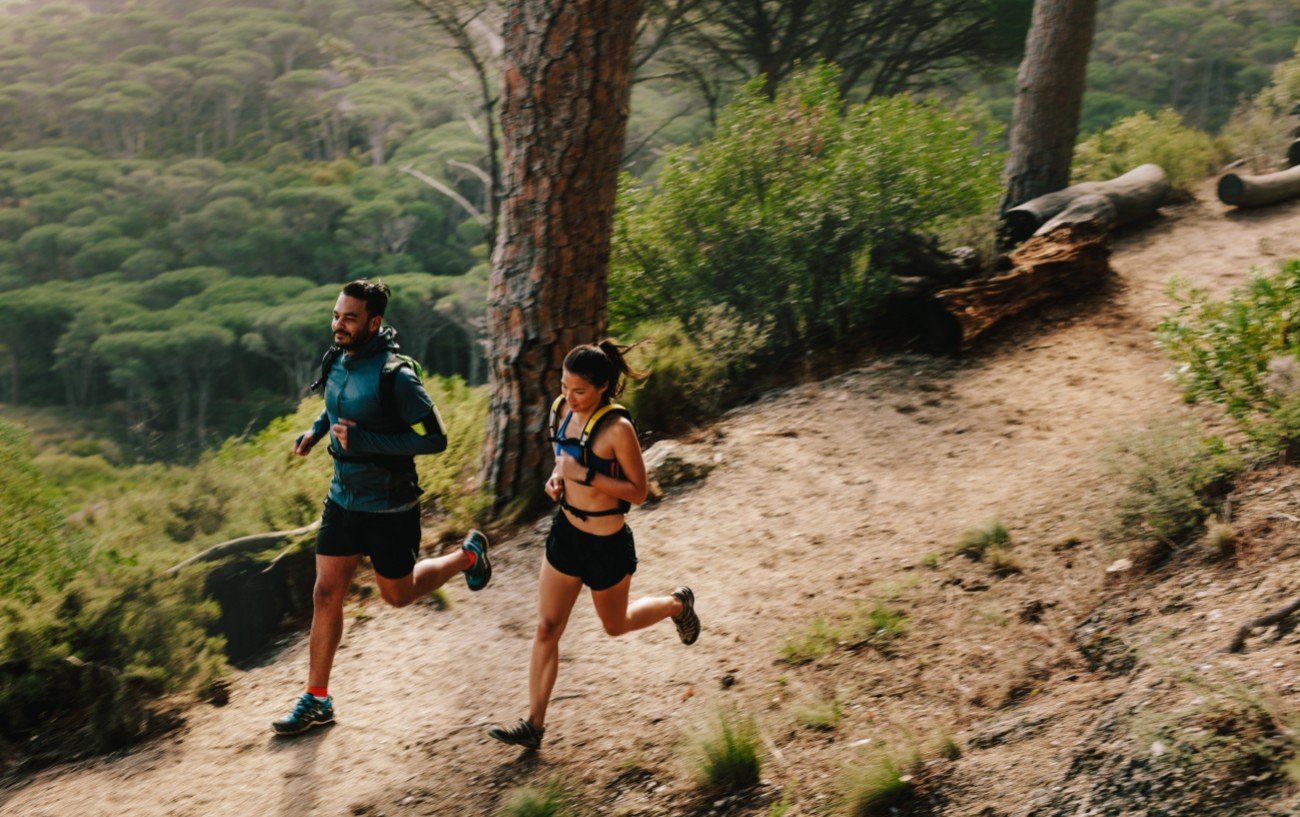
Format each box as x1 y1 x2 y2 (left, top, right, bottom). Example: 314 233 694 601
590 574 682 637
528 559 583 728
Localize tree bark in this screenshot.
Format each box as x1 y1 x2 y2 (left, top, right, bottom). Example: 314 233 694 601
1217 165 1300 209
1000 0 1100 215
931 225 1112 349
482 0 643 514
1003 164 1170 245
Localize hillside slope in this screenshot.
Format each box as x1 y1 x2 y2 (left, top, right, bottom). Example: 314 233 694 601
4 185 1300 817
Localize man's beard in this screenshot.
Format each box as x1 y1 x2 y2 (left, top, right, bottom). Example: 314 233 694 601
336 324 374 351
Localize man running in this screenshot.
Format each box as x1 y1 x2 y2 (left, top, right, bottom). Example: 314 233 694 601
272 279 491 735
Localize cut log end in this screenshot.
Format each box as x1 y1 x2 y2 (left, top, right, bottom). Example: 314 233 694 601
1217 173 1246 205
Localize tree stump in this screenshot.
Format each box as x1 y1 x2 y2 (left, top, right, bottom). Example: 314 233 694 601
932 225 1111 348
1217 164 1300 208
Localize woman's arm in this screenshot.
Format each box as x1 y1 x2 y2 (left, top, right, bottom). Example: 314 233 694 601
556 418 647 505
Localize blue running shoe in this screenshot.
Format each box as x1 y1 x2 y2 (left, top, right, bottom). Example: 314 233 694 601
462 529 492 591
272 692 334 736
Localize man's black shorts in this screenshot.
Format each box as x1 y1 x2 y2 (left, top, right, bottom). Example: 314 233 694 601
545 510 637 591
316 498 420 579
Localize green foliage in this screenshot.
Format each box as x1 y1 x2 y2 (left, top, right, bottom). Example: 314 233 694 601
689 708 763 793
0 420 89 598
1072 109 1221 193
955 519 1011 560
838 751 918 817
782 604 908 664
1226 43 1300 172
1157 261 1300 423
496 780 578 817
611 65 1002 360
621 313 767 434
1103 419 1242 549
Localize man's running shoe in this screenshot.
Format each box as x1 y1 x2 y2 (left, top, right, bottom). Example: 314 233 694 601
462 529 492 591
671 586 700 645
488 718 545 750
271 692 334 735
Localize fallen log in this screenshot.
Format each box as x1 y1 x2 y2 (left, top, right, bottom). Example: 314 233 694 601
1002 164 1171 245
162 520 321 577
1218 164 1300 208
1033 193 1117 236
932 224 1111 348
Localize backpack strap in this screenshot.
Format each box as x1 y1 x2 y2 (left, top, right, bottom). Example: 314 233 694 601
309 346 343 393
547 395 568 443
379 353 444 437
578 402 634 466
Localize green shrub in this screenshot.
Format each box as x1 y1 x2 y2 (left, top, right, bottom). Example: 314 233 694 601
955 519 1010 560
690 707 763 792
623 312 767 434
611 63 1002 358
1103 419 1242 549
496 780 577 817
1158 261 1300 422
1225 44 1300 173
1072 109 1220 194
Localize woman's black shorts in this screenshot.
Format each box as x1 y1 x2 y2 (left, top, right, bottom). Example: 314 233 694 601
545 510 637 591
316 498 420 579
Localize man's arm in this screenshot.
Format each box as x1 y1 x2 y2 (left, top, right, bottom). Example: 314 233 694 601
293 407 331 456
344 366 448 456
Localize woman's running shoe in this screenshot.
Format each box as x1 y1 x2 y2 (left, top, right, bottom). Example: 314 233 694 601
671 586 700 645
488 718 545 750
271 692 334 735
462 529 492 591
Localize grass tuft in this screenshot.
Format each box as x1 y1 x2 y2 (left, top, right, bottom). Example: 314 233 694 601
690 707 764 792
839 752 918 817
497 779 576 817
955 519 1010 560
794 695 843 731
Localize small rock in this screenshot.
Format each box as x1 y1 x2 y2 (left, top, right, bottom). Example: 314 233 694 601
720 674 736 688
1151 740 1167 757
1106 558 1133 574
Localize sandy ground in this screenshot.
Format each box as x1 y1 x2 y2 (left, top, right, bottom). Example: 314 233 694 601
4 185 1299 817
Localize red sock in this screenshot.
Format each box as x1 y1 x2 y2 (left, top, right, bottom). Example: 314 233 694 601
306 686 328 698
463 550 477 569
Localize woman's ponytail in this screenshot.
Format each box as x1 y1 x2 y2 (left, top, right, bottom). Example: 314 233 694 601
564 339 650 402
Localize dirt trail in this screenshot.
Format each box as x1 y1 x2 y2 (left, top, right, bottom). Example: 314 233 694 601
5 188 1300 817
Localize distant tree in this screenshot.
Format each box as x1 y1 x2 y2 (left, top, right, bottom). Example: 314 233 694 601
1001 0 1100 213
661 0 1032 100
483 0 643 512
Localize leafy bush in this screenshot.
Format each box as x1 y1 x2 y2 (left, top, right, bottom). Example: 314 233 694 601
1157 260 1300 423
1072 109 1221 194
1103 419 1241 550
689 707 763 792
1225 44 1300 173
0 421 89 598
622 311 768 434
611 64 1002 360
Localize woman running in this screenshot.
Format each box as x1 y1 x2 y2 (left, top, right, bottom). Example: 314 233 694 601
488 341 700 751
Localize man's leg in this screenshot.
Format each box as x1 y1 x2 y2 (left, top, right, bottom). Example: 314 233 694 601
374 548 473 608
308 554 361 688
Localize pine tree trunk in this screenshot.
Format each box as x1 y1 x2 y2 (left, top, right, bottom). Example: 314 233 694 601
482 0 643 514
1000 0 1100 215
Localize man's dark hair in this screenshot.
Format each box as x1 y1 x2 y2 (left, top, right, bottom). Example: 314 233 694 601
342 278 391 317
